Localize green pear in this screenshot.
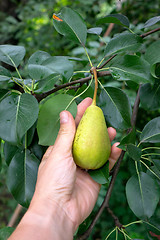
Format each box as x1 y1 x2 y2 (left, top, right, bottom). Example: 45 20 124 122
72 103 111 170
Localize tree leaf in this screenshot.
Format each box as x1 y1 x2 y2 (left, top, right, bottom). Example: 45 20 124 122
99 87 132 130
0 89 10 102
0 139 2 171
0 93 39 144
28 50 51 65
97 13 130 28
152 159 160 172
0 227 14 240
147 166 160 183
4 141 19 165
87 27 103 35
37 94 77 146
0 45 26 67
140 82 160 111
28 56 73 82
42 57 73 82
104 32 142 56
144 216 160 235
127 144 142 161
34 73 60 93
144 16 160 28
118 127 136 150
53 7 87 45
140 117 160 143
7 149 40 208
0 66 12 82
144 40 160 78
110 55 152 84
88 162 109 184
126 172 160 219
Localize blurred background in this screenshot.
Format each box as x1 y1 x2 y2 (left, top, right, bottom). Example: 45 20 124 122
0 0 160 239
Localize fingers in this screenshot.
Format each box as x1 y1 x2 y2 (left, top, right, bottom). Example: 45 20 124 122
53 111 76 155
75 97 92 126
107 127 116 142
109 142 122 171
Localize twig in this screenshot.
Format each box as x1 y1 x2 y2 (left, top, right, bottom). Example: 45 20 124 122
35 71 110 102
106 206 124 229
7 204 23 227
140 27 160 38
77 85 141 240
100 23 114 46
97 54 117 70
130 85 141 127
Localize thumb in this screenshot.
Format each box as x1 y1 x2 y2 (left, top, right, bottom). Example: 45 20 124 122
53 110 76 155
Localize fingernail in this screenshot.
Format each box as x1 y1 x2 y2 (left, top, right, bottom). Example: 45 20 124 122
115 142 120 147
60 111 69 124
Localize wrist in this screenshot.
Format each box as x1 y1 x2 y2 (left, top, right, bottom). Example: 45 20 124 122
23 197 74 240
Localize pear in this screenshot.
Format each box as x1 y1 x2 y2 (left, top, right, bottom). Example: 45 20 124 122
72 67 111 170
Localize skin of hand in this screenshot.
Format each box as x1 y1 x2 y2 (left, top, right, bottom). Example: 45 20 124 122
8 97 122 240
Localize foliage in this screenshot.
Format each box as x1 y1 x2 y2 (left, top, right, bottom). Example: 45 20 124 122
0 2 160 240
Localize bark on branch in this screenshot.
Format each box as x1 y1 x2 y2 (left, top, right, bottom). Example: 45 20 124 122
35 71 110 102
34 27 160 102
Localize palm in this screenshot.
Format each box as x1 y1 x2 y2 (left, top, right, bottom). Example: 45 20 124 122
64 167 100 230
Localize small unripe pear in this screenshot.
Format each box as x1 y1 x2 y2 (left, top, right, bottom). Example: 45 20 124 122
73 104 111 169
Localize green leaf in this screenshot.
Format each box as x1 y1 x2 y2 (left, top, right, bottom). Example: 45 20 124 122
34 73 60 93
144 216 160 235
127 144 142 161
7 149 40 208
53 7 87 45
147 166 160 183
43 57 73 82
0 93 39 144
73 84 94 103
0 227 14 240
140 82 160 111
22 123 37 148
152 159 160 172
126 172 160 219
0 66 12 82
144 16 160 28
97 13 130 28
37 94 77 146
144 40 160 78
87 27 102 35
0 45 26 67
28 56 73 82
28 50 51 65
4 141 19 165
0 89 10 102
29 137 45 161
140 117 160 143
118 128 136 150
0 139 2 171
99 87 132 130
104 32 142 56
88 162 109 184
110 55 151 84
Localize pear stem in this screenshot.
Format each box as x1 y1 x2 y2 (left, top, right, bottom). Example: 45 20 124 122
91 67 98 106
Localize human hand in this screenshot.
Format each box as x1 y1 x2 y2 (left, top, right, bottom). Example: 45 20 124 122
30 97 122 233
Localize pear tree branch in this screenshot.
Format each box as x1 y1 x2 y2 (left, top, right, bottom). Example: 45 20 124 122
34 27 160 102
35 71 110 102
140 27 160 38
